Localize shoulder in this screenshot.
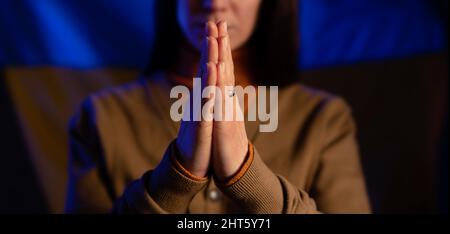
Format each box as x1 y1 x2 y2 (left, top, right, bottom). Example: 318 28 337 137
275 83 358 158
87 79 148 111
278 82 356 135
81 72 168 115
70 72 168 130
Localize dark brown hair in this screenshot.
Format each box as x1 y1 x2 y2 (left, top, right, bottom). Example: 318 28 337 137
144 0 299 87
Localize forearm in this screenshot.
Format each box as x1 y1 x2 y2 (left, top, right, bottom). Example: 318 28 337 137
216 143 319 214
113 140 209 214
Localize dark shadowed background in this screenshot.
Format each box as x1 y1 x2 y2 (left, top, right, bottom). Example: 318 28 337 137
0 0 448 213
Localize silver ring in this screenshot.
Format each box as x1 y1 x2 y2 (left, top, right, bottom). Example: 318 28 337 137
227 88 236 97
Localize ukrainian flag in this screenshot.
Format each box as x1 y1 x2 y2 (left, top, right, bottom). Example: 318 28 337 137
0 0 446 213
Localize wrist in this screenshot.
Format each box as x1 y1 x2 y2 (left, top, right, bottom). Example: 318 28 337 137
174 139 210 178
213 141 250 182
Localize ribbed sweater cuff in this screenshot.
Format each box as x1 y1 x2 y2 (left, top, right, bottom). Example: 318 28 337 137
147 140 209 213
217 145 284 213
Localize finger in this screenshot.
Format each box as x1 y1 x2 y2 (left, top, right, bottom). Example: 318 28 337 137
217 61 234 102
202 62 217 122
205 22 219 69
206 21 219 38
221 22 234 70
200 36 218 88
217 21 235 87
197 22 218 78
217 20 228 38
217 21 228 63
215 62 225 119
218 35 234 74
216 61 226 87
206 21 219 64
205 62 217 87
206 36 218 64
217 62 241 121
202 61 217 89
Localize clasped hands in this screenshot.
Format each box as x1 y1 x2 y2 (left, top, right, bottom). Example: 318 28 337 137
176 21 249 182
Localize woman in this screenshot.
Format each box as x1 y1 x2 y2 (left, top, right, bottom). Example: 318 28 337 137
65 0 371 214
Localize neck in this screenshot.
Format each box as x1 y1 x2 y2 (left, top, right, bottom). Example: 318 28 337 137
170 40 254 87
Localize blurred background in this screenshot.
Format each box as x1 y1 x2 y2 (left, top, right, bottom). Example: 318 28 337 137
0 0 448 213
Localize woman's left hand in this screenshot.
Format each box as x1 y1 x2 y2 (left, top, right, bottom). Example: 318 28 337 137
210 21 249 182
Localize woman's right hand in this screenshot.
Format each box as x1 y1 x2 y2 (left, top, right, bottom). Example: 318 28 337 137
175 22 219 178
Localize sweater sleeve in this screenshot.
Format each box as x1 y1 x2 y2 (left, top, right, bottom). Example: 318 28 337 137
65 97 208 214
216 98 371 214
216 144 319 214
113 140 209 214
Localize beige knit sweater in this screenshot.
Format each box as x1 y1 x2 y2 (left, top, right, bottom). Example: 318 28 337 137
65 72 371 214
